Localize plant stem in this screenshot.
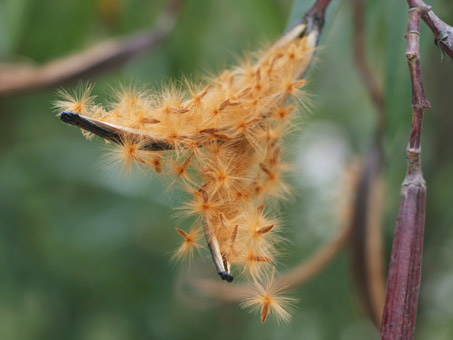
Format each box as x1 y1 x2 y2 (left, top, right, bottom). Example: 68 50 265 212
381 5 430 340
352 0 385 134
351 0 386 327
408 0 453 61
0 0 186 96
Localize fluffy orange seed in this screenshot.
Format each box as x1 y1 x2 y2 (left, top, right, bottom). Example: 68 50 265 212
172 227 203 262
240 248 274 279
241 269 297 323
104 136 153 174
54 83 95 115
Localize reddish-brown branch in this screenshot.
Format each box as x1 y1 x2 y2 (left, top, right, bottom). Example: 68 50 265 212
0 0 185 96
381 6 430 340
350 0 386 327
276 224 351 290
292 0 333 38
350 146 386 327
352 0 386 133
408 0 453 61
306 0 332 18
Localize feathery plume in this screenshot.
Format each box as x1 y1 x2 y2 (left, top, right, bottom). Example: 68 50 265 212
241 268 297 323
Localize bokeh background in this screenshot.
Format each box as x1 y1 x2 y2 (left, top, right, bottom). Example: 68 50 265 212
1 0 452 339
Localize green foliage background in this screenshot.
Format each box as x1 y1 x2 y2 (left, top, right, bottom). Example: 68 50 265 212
0 0 452 339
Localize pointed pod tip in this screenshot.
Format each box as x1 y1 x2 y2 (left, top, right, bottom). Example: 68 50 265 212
218 271 234 283
59 111 78 123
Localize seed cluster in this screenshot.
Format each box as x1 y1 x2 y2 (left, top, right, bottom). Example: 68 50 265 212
57 24 316 322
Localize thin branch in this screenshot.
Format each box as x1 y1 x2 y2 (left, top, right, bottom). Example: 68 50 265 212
300 0 333 38
408 0 453 61
364 165 386 326
350 0 387 328
381 4 431 340
350 146 386 327
275 223 351 290
352 0 385 134
306 0 333 19
0 0 185 96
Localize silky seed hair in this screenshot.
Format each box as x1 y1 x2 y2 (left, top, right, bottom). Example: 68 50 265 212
56 23 317 322
241 267 298 324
